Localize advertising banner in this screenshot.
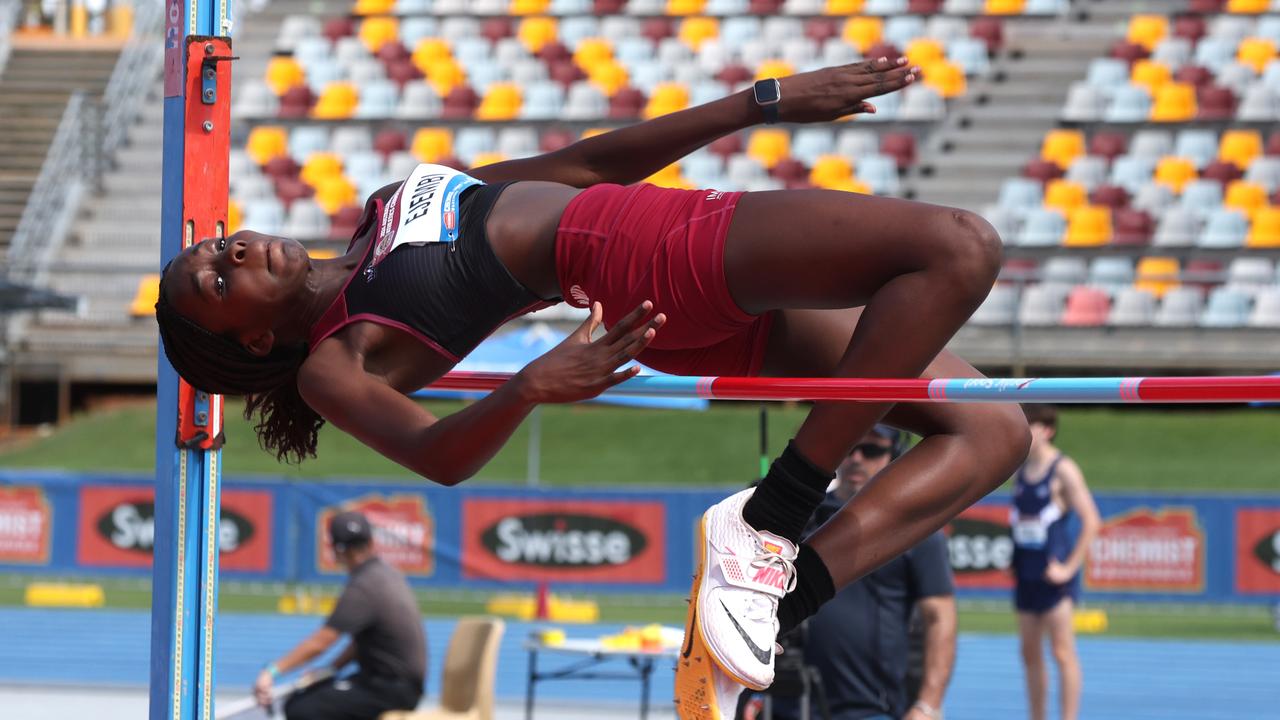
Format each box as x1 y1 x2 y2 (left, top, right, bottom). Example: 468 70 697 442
946 504 1015 590
0 486 52 565
1085 507 1205 593
1235 508 1280 595
462 498 666 584
315 494 435 577
75 485 273 572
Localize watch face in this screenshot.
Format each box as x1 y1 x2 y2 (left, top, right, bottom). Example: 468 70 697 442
755 79 780 104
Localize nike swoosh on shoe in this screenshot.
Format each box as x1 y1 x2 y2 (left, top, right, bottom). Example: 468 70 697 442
719 599 771 666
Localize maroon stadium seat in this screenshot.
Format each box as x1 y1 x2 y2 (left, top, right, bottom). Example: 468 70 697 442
1172 14 1207 43
329 204 365 240
538 41 573 64
1201 160 1244 185
769 158 809 184
377 41 411 65
1023 158 1065 184
880 132 917 169
608 86 648 119
549 60 587 87
386 60 424 88
1197 84 1237 120
804 18 839 45
1112 209 1154 246
264 156 301 181
1090 184 1131 210
1184 259 1223 293
864 42 904 64
434 154 466 171
374 129 408 159
748 0 784 13
970 17 1004 53
1000 258 1038 285
1109 40 1150 65
1187 0 1225 12
322 17 355 43
1266 130 1280 156
641 17 674 44
275 177 314 210
709 133 743 159
715 64 754 86
481 17 512 43
278 85 315 118
594 0 626 13
909 0 943 12
441 85 480 119
1088 131 1128 161
1173 64 1214 88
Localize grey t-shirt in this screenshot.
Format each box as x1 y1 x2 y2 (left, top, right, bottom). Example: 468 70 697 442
326 556 427 688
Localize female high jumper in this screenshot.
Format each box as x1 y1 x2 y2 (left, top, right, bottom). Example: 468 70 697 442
156 59 1031 719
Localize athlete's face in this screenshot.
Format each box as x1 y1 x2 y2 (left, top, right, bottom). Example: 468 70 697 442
1028 421 1057 451
164 230 312 353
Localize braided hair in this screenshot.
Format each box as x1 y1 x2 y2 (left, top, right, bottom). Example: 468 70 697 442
154 270 323 464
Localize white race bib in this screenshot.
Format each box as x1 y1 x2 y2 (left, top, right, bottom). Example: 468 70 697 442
369 163 483 269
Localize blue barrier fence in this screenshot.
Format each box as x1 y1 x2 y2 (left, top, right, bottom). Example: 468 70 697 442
1 470 1278 603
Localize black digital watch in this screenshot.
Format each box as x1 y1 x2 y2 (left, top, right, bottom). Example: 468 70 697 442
753 78 782 124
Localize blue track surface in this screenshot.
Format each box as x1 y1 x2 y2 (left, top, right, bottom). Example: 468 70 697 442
0 609 1276 718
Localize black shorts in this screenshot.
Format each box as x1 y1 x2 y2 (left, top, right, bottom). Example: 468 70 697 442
283 673 422 720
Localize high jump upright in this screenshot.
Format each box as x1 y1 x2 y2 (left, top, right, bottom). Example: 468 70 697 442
152 0 233 717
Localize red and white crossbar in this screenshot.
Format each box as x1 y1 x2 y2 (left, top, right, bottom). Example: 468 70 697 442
430 372 1280 404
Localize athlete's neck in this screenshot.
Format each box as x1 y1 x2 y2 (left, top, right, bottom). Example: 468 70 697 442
277 246 365 345
1026 441 1058 466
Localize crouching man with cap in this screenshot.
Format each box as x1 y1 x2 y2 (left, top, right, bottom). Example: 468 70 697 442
254 510 427 719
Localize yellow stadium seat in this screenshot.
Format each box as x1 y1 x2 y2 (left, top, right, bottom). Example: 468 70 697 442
645 163 693 189
1149 82 1196 122
246 126 288 166
666 0 706 15
1135 257 1180 299
1218 129 1263 170
265 56 306 96
470 152 507 168
1224 180 1268 219
746 129 791 170
352 0 394 15
510 0 550 14
412 38 453 73
825 0 864 13
810 155 854 189
411 128 454 163
574 38 614 70
1130 59 1171 94
588 60 629 97
922 60 966 98
1237 37 1277 73
314 176 358 215
755 59 796 81
312 82 358 119
517 17 558 53
1153 156 1197 193
905 38 944 68
301 152 344 188
307 248 338 260
1064 205 1112 247
827 177 872 194
644 83 690 119
1246 207 1280 247
424 58 465 97
842 17 881 53
1043 179 1088 214
130 274 160 317
678 16 719 51
1226 0 1270 13
359 16 399 53
984 0 1026 15
227 198 242 235
580 128 610 140
475 83 523 121
1126 14 1168 51
1040 129 1085 170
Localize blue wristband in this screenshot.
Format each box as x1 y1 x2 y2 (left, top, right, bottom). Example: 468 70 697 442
265 662 280 680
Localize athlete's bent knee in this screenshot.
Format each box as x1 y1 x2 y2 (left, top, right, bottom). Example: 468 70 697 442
929 209 1004 299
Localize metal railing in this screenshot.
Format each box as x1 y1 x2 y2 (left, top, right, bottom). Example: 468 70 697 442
5 0 163 282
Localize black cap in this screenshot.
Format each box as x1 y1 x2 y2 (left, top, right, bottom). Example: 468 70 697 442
329 510 372 551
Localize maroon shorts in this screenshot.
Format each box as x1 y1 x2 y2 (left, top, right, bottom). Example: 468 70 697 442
554 183 773 377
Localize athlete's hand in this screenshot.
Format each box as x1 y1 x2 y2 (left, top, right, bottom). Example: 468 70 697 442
514 301 665 404
774 57 919 122
1043 559 1075 585
253 669 274 708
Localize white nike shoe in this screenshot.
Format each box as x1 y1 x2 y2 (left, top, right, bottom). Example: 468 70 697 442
694 488 797 691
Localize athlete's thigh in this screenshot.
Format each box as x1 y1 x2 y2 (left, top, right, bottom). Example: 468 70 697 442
760 307 992 437
1043 597 1078 651
1017 611 1046 651
723 189 972 315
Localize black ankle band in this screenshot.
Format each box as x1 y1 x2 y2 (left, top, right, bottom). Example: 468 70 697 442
778 544 836 635
741 441 834 544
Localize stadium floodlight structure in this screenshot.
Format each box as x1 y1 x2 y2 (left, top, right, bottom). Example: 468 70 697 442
151 0 233 718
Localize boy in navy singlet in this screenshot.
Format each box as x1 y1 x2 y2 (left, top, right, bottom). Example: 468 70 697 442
1011 405 1101 720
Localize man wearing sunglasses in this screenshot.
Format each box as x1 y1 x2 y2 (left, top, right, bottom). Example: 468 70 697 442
765 426 957 720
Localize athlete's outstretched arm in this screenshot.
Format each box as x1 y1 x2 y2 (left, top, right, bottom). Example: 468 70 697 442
299 303 663 485
470 57 918 188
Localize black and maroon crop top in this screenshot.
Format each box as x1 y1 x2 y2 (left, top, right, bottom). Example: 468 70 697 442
308 164 552 362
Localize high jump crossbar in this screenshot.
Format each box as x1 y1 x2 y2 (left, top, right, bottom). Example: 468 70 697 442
432 372 1280 404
